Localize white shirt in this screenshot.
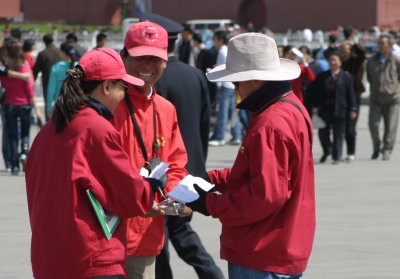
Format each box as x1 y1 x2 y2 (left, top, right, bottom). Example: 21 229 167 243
216 45 235 89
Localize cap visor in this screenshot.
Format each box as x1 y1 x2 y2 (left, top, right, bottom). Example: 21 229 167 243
127 46 168 61
121 73 145 87
207 59 301 82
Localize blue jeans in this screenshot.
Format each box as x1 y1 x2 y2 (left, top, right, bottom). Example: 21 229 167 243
3 105 31 170
212 86 242 141
228 262 303 279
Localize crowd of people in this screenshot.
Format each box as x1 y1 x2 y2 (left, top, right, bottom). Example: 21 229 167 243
0 29 108 174
173 24 400 163
0 16 399 279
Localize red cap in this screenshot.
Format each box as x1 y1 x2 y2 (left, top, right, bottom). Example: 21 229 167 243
124 21 168 61
78 48 144 86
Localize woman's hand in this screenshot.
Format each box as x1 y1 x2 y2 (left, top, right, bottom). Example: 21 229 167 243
142 201 165 218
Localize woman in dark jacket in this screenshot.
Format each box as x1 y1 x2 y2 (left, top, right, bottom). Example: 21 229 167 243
309 51 357 164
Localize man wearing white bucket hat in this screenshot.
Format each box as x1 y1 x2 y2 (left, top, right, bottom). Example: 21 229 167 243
187 33 316 279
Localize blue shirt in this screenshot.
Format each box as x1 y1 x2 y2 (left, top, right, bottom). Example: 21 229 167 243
46 61 77 114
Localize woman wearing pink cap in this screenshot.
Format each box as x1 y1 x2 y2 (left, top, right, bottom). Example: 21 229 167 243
25 48 164 279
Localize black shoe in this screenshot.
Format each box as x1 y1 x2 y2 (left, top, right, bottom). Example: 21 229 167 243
11 167 20 176
371 151 379 160
320 154 329 163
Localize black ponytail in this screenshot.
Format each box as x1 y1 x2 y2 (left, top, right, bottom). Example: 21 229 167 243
51 66 102 133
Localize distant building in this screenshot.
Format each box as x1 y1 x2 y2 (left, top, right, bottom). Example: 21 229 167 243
0 0 20 23
1 0 399 32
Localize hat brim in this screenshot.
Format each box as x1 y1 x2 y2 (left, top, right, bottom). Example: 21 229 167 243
127 46 168 61
207 59 301 82
121 73 145 87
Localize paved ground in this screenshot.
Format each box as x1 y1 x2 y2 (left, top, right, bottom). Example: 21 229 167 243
0 101 399 278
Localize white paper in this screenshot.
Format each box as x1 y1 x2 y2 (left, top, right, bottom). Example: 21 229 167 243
139 167 150 177
148 162 169 179
166 175 214 203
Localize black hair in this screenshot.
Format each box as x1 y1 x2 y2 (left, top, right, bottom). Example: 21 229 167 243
192 33 202 44
182 24 193 34
96 32 107 43
326 50 342 62
43 34 54 46
10 28 22 40
328 34 337 44
213 30 228 45
299 45 311 55
60 42 78 68
66 32 78 42
282 45 293 56
343 27 354 40
22 39 35 52
121 47 129 59
52 66 102 133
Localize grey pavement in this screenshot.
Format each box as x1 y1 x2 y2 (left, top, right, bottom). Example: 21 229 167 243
1 102 400 278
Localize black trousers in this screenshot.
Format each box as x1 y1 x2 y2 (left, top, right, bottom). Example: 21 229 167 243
319 111 346 161
155 214 224 279
345 96 360 156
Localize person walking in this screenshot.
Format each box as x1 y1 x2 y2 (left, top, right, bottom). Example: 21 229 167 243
340 41 367 161
141 13 224 279
209 30 242 146
33 34 61 108
308 51 357 164
0 40 31 172
367 34 400 160
93 32 108 49
46 42 78 117
65 32 87 59
25 48 162 279
0 39 42 175
187 33 316 279
113 21 189 279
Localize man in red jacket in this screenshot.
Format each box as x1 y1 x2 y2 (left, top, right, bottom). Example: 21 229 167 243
187 33 316 279
113 21 189 278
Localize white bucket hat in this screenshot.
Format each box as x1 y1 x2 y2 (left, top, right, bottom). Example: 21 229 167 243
207 33 301 82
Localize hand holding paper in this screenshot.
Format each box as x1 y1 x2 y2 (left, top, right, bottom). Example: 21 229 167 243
166 175 214 203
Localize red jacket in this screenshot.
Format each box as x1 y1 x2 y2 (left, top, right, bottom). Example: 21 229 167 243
25 107 153 279
206 93 316 274
291 64 315 103
113 87 188 256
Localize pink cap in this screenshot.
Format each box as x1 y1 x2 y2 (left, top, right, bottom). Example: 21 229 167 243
78 48 144 86
124 21 168 61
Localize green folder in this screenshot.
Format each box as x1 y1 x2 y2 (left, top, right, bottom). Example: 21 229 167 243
86 189 121 240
